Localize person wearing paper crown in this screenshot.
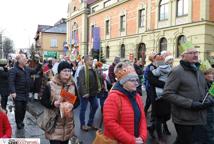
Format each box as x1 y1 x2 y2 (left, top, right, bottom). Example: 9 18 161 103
103 61 147 144
40 61 79 144
162 41 214 144
198 61 214 144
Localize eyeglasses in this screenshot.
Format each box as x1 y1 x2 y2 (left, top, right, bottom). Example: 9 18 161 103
185 51 199 55
128 79 139 83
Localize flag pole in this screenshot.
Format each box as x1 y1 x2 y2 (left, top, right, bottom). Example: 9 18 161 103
202 92 209 104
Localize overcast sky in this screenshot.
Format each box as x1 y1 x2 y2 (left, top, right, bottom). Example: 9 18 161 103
0 0 68 50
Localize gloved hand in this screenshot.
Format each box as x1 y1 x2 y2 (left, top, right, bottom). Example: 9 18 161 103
191 101 205 110
203 96 214 107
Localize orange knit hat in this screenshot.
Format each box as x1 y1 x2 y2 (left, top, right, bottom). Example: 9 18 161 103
115 65 138 84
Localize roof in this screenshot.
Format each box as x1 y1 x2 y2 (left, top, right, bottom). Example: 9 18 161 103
44 23 66 34
37 18 67 34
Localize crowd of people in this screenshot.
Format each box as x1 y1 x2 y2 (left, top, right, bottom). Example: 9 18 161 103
0 40 214 144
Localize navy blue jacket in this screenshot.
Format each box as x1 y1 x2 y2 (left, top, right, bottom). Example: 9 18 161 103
8 63 42 101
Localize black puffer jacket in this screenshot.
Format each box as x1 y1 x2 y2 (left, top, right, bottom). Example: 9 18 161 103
8 63 42 101
0 66 9 95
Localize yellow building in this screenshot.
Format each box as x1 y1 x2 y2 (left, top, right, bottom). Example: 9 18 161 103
67 0 214 65
35 18 67 59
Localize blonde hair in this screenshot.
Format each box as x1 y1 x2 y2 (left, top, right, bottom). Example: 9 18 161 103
204 68 214 75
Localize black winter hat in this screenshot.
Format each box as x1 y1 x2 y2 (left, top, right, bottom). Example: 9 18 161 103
57 61 72 74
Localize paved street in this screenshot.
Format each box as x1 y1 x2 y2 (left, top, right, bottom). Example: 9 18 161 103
6 92 177 144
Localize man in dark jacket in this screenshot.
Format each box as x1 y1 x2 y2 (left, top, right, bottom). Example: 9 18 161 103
77 55 100 131
163 42 214 144
107 56 120 88
9 54 42 129
0 59 9 111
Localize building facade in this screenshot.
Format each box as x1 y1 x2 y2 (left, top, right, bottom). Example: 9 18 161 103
67 0 214 64
35 18 67 59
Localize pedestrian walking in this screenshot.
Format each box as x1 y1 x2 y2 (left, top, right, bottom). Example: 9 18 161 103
107 56 120 89
162 41 214 144
194 61 214 144
8 54 42 129
103 61 147 144
0 59 9 111
40 61 79 144
147 53 171 143
0 105 12 138
76 55 100 131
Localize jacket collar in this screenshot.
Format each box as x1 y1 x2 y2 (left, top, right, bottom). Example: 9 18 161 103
112 82 136 98
180 60 200 72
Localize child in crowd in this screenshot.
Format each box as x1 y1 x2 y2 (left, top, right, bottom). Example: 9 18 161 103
152 52 174 100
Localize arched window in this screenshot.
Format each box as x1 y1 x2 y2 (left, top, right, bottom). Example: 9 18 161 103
106 46 110 58
177 35 187 57
159 0 169 21
177 0 188 17
137 43 146 59
159 37 167 52
120 44 125 58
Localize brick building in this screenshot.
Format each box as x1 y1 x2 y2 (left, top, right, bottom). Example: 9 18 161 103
67 0 214 64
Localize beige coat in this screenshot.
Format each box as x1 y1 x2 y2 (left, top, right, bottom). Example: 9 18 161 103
45 76 75 141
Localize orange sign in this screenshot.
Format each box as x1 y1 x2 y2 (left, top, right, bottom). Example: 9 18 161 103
60 89 77 104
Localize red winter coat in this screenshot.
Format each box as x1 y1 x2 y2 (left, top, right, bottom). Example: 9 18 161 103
0 111 12 138
103 90 147 144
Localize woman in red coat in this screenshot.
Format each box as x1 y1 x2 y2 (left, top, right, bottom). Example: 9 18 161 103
0 107 12 138
103 61 147 144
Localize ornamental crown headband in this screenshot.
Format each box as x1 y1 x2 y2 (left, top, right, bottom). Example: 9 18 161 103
115 66 137 81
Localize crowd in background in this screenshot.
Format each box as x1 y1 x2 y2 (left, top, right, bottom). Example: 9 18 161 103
0 40 214 144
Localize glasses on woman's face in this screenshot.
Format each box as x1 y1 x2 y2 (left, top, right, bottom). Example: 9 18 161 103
128 78 139 85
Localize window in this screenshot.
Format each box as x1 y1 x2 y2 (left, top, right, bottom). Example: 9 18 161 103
159 37 167 52
120 44 125 58
105 20 110 35
159 0 169 21
138 43 146 59
91 25 95 38
139 9 145 27
177 0 188 16
104 0 111 7
92 6 98 13
106 46 110 58
120 15 125 32
73 6 76 11
177 35 187 57
50 39 57 48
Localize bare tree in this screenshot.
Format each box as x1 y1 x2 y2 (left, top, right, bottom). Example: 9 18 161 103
3 37 14 58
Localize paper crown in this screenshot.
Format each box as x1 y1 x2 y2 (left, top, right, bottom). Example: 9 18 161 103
115 66 136 80
0 59 7 65
200 60 212 73
179 41 193 54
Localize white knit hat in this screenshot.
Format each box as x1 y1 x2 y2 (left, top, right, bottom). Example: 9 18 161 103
164 55 174 63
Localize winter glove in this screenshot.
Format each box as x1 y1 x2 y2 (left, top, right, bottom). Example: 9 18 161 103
203 96 214 107
191 101 206 110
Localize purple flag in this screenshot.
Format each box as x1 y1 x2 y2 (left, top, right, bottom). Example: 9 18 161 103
93 27 100 51
70 32 72 45
74 31 79 46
